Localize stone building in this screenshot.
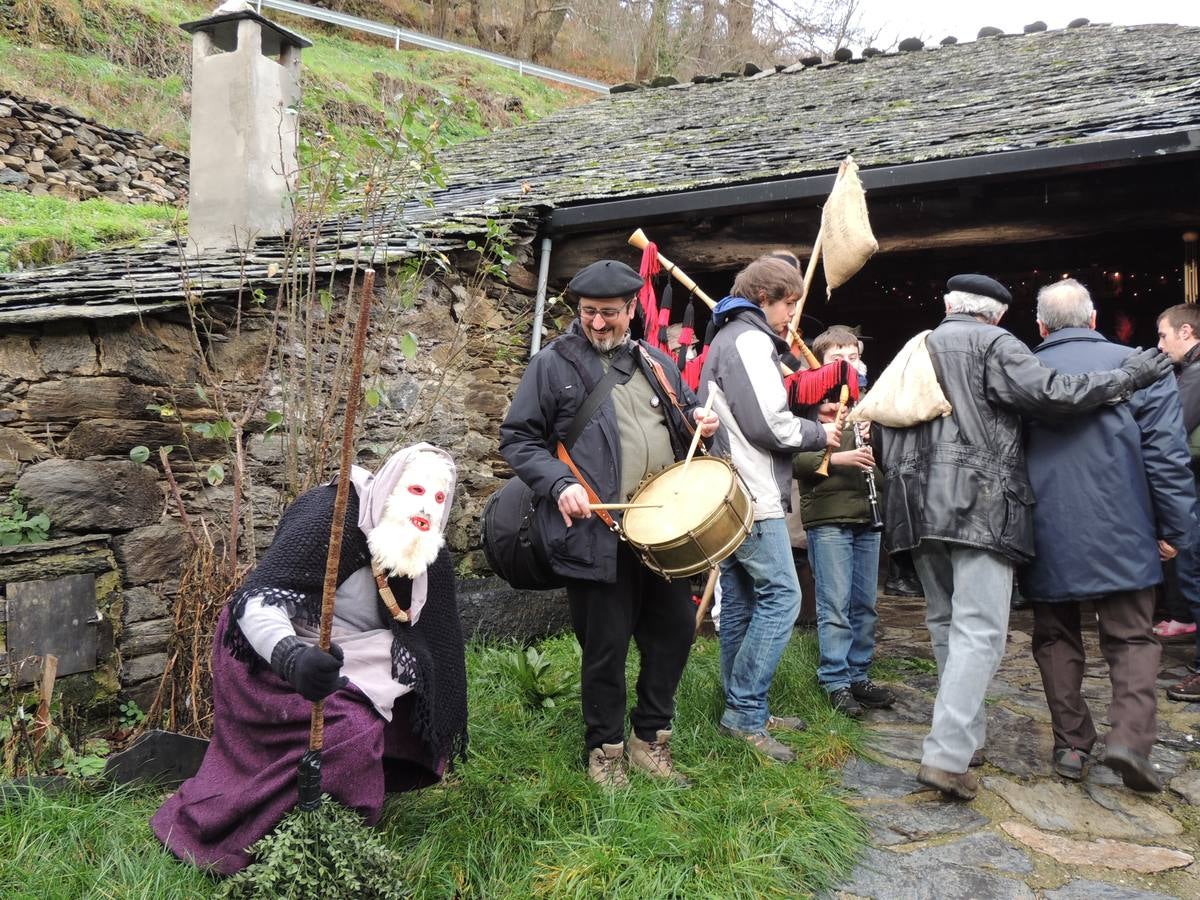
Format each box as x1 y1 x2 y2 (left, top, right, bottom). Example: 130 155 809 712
1 18 1199 708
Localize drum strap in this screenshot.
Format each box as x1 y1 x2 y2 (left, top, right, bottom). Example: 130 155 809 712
556 443 619 532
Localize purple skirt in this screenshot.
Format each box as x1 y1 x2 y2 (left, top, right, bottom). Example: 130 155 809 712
151 609 441 875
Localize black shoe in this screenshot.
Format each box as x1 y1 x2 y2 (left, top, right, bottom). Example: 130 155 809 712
1052 747 1087 781
829 687 863 718
1101 744 1162 792
884 575 923 597
851 679 896 709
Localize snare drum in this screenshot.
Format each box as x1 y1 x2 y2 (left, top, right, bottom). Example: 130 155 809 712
620 456 753 579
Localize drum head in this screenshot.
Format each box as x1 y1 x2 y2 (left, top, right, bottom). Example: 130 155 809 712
622 457 732 544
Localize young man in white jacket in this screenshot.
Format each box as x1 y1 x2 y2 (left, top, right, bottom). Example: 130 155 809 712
699 256 839 762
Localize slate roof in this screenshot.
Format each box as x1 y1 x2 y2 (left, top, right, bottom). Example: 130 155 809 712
3 22 1199 321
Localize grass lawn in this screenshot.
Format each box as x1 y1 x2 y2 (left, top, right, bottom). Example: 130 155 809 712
0 632 868 899
0 191 181 271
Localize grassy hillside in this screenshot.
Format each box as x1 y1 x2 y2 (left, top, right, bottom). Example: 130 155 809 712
0 0 585 269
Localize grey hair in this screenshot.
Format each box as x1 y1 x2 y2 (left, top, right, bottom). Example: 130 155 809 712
944 290 1008 322
1036 279 1094 332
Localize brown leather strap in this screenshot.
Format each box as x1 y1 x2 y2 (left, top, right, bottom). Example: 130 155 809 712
639 345 696 440
372 564 410 623
555 443 619 531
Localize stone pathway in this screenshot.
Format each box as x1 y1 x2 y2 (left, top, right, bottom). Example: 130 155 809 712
833 596 1200 899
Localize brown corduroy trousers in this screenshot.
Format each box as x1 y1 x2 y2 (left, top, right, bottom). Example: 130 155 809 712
1031 589 1160 758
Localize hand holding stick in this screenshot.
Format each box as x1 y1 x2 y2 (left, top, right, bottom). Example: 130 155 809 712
815 384 851 478
681 390 716 478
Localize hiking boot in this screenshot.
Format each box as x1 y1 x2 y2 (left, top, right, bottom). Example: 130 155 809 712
766 715 808 733
851 679 896 709
628 730 690 786
719 724 796 763
1052 747 1088 781
587 742 629 788
1101 744 1163 793
1166 671 1200 702
884 574 923 597
916 764 979 800
829 687 863 718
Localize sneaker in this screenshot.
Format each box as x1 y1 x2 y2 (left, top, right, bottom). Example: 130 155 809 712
1101 744 1162 793
628 730 690 786
719 724 796 763
1153 619 1197 640
1053 747 1088 781
916 764 979 800
587 742 629 788
1166 671 1200 702
851 679 896 709
829 687 863 718
766 715 808 733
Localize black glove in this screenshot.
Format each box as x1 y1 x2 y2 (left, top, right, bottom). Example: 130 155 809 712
1117 347 1173 393
270 636 347 701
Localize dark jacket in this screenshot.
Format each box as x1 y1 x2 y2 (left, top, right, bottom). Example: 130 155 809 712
794 423 881 528
1019 328 1196 601
880 314 1143 562
1177 342 1200 437
498 323 699 584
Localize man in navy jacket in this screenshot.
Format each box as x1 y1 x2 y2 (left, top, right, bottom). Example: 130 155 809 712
1021 279 1196 792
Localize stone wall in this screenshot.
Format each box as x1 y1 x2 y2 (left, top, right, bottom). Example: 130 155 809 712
0 91 187 204
0 245 570 710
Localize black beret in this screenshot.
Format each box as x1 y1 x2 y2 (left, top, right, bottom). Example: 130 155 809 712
567 260 644 299
946 273 1012 304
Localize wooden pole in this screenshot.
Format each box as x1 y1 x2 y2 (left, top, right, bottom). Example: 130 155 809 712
694 568 720 633
32 654 58 755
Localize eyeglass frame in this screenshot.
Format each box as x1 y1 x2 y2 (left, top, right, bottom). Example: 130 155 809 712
578 297 635 322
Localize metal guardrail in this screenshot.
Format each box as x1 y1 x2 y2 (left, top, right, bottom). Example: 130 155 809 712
254 0 610 94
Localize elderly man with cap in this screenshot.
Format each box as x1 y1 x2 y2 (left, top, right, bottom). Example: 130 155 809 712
878 274 1172 801
499 259 720 788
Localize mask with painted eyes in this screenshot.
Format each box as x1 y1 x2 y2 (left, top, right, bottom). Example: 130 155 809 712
368 451 453 578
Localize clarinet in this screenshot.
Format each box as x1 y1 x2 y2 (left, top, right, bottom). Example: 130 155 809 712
855 421 885 532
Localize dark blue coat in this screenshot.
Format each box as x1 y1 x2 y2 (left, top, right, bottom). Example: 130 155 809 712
1019 328 1197 601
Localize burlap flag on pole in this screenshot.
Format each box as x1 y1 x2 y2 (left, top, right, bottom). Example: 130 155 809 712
820 157 878 297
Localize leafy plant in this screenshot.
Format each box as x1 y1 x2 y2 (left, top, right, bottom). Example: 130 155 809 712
117 700 146 729
0 490 50 546
497 645 580 710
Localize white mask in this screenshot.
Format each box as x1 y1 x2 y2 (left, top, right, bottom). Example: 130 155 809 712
367 451 452 578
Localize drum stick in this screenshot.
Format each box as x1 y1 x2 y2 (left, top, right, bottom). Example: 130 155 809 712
694 567 720 633
681 389 716 478
587 502 663 510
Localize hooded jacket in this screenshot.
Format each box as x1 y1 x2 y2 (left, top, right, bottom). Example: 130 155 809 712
698 298 826 519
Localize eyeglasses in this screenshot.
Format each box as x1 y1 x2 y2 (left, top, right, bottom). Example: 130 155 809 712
579 302 631 322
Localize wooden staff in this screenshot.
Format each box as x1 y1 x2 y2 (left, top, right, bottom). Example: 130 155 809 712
694 567 720 633
815 384 851 477
628 229 817 373
300 267 375 810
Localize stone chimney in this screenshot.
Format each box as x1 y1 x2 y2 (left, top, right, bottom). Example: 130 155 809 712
180 3 311 251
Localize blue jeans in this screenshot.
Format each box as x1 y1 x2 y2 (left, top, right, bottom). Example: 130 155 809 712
807 525 881 693
718 517 801 732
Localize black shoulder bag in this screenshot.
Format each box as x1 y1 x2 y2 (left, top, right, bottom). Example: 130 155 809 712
481 344 637 590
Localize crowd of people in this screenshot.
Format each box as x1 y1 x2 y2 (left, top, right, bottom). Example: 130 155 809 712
152 252 1199 874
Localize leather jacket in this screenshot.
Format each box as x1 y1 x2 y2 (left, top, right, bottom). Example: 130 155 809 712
880 314 1142 562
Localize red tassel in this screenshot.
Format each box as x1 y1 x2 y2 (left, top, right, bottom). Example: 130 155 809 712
638 243 661 350
786 361 860 408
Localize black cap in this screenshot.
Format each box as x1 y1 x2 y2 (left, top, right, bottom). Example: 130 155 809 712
946 273 1011 304
567 260 644 299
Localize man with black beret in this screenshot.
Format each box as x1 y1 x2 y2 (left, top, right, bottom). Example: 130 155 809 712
500 259 719 788
878 273 1173 801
